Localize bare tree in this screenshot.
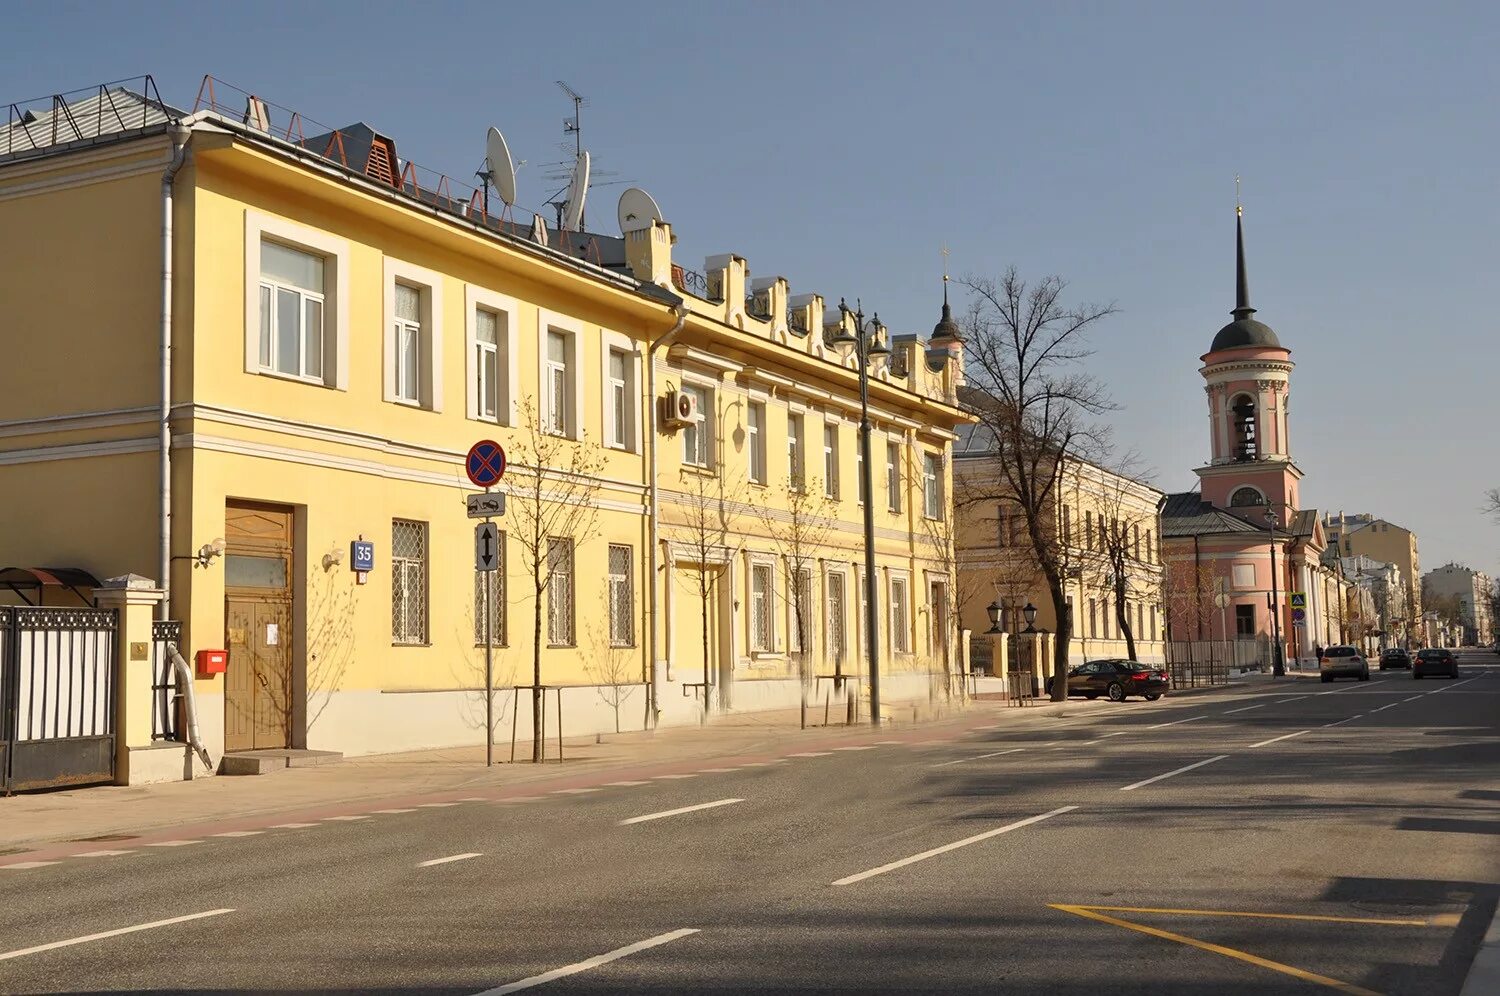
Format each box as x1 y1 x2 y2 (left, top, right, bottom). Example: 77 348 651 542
1084 456 1157 661
960 267 1117 701
1484 488 1500 523
1163 558 1219 642
583 596 641 735
753 475 837 728
505 398 604 762
669 465 741 719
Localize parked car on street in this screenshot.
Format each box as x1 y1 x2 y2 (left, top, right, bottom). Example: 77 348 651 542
1413 648 1459 679
1379 648 1412 670
1319 645 1369 682
1045 660 1169 702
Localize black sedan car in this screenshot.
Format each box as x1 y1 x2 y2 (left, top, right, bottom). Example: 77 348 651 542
1379 648 1412 670
1413 648 1459 679
1045 659 1169 702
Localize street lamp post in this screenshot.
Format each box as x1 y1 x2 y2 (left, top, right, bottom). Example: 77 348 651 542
834 298 890 726
1265 507 1286 676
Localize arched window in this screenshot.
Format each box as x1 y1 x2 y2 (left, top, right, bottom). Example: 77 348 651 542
1230 486 1265 508
1230 393 1258 461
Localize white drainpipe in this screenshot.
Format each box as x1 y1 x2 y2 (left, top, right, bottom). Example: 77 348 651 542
645 304 688 727
159 125 191 620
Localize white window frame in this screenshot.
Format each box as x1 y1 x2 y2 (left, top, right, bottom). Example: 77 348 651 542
547 537 575 646
599 329 639 453
886 439 902 513
750 561 775 653
392 519 429 646
923 451 943 520
681 381 715 468
608 543 634 647
383 257 444 411
747 400 766 483
537 310 585 439
825 569 848 667
823 421 839 500
243 210 349 390
788 566 813 654
465 285 519 425
788 411 805 491
890 573 911 655
258 243 325 383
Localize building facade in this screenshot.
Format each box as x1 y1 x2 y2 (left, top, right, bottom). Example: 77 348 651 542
0 78 969 764
1161 208 1333 666
1421 564 1494 646
1324 512 1422 638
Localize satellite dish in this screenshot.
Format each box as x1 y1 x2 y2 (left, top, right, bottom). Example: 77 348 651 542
484 126 517 207
530 214 549 247
560 150 590 232
617 187 663 235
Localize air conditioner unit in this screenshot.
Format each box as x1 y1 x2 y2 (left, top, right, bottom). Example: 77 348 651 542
664 389 699 428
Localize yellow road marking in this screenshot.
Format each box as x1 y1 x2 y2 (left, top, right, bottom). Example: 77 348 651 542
1069 904 1447 928
1050 904 1382 996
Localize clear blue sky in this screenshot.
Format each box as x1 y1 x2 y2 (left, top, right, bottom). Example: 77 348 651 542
6 1 1497 581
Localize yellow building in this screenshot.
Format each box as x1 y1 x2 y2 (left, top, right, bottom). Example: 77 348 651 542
0 77 969 766
951 397 1167 671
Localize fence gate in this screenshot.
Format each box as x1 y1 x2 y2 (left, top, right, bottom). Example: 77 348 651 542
0 606 118 794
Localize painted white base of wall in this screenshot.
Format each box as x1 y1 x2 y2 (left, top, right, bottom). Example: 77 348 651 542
301 669 942 759
122 742 206 785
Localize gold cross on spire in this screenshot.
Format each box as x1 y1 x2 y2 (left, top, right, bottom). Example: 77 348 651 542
941 244 951 283
1235 175 1242 218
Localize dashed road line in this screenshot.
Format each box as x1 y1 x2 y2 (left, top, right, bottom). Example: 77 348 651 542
1147 715 1207 731
1224 703 1267 714
933 747 1024 768
1120 755 1230 792
74 849 135 857
476 928 700 995
416 802 461 808
551 787 599 795
0 861 59 870
1248 730 1310 749
788 752 833 758
619 798 744 826
270 822 322 828
833 745 879 751
143 839 201 847
418 852 483 868
697 768 738 773
653 773 699 780
832 806 1078 886
322 815 369 822
0 908 235 963
370 809 417 815
605 780 653 787
210 831 264 838
1322 715 1362 728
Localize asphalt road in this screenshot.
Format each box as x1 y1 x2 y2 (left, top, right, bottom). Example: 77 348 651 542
2 653 1497 995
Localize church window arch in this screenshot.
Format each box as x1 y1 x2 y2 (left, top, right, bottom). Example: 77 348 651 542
1230 392 1258 461
1230 485 1267 508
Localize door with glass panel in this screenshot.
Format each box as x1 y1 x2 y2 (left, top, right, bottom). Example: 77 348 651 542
224 502 295 752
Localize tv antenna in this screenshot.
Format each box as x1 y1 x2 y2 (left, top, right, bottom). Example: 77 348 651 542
557 80 585 158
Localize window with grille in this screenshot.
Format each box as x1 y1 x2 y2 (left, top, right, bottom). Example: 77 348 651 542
823 423 839 499
607 349 631 449
890 577 910 654
475 307 502 421
751 563 773 652
747 400 765 482
826 571 847 666
392 519 428 645
923 452 943 519
789 568 813 653
259 240 325 381
788 413 805 491
547 537 574 646
394 284 422 404
682 384 713 467
474 537 506 646
546 331 570 436
608 544 634 647
886 441 901 512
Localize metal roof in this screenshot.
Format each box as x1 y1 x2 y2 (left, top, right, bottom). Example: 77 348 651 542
1160 491 1266 538
2 84 181 159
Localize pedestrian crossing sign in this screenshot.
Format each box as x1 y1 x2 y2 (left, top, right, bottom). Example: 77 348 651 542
1290 592 1307 610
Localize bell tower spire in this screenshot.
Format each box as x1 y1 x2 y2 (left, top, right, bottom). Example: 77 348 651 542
1233 184 1255 322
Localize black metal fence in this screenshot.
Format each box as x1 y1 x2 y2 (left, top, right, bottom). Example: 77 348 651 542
0 606 118 793
151 620 182 742
1165 640 1231 689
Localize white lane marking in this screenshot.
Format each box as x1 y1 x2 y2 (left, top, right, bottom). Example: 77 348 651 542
619 798 745 826
73 850 134 857
933 747 1025 768
833 745 879 751
1322 715 1363 728
417 802 460 808
1404 695 1424 702
737 761 774 767
697 767 738 773
210 830 264 838
477 928 700 995
322 815 369 821
1225 703 1268 714
458 797 487 802
551 787 599 795
1120 755 1231 792
1146 715 1206 731
270 822 322 828
1080 731 1130 744
788 752 833 758
497 796 543 803
606 780 653 787
143 840 201 847
1248 730 1310 749
371 809 417 815
653 773 698 780
418 852 483 867
1276 695 1311 703
0 861 59 870
1370 703 1398 713
874 740 904 745
833 807 1078 886
0 908 234 962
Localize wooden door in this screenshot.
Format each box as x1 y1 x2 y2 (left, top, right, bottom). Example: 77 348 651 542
224 502 294 752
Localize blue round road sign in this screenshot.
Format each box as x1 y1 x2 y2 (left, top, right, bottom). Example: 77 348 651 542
466 439 507 488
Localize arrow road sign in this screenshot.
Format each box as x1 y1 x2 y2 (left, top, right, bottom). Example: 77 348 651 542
466 492 506 519
475 522 499 572
466 440 507 488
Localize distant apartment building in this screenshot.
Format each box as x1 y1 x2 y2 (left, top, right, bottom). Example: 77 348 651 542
1421 564 1494 646
1323 513 1422 626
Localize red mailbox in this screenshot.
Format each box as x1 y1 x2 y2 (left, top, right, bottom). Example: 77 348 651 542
195 649 228 678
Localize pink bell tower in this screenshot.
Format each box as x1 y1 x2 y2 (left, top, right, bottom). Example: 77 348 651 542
1195 206 1301 526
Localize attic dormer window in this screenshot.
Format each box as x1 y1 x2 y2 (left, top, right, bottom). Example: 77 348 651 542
1231 394 1258 461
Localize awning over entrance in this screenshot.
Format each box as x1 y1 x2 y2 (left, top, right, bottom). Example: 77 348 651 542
0 566 101 606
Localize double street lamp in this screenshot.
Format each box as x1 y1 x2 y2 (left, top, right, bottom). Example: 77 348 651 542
1265 506 1286 676
833 298 889 726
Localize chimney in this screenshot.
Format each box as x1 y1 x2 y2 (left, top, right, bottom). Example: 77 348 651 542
626 220 675 287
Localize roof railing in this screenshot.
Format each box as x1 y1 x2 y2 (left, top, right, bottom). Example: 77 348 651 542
3 75 168 156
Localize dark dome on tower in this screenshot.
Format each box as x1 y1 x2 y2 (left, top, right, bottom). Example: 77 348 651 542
1210 207 1281 352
